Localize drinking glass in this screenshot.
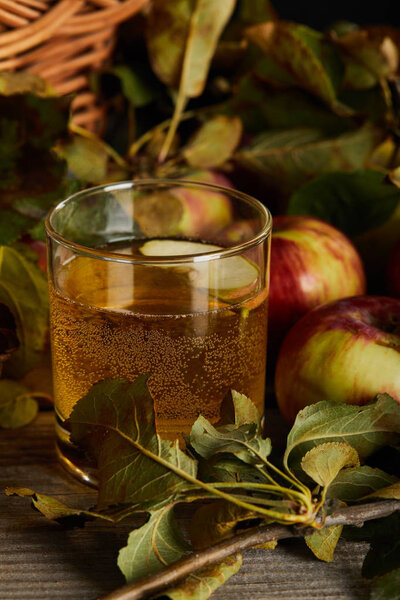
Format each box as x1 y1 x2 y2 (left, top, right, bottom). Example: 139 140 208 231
46 179 272 484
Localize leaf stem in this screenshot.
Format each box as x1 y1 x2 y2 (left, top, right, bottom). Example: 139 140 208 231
68 123 130 171
98 499 400 600
101 426 314 525
266 458 312 498
128 110 198 158
182 480 311 509
157 93 188 164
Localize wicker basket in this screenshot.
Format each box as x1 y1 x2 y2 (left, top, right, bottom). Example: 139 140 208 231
0 0 148 131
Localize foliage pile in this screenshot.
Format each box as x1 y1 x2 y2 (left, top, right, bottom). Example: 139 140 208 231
7 377 400 598
2 1 400 596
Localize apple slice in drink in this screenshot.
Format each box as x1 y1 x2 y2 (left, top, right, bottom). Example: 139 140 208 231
139 239 260 303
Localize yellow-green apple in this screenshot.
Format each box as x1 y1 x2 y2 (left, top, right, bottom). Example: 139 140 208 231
386 239 400 298
268 216 366 360
275 295 400 423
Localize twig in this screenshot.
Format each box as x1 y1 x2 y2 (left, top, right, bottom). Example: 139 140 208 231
97 499 400 600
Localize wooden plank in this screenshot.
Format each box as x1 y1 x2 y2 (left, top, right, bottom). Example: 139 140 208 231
0 412 370 599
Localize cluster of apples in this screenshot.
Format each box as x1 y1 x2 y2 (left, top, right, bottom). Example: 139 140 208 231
269 215 400 423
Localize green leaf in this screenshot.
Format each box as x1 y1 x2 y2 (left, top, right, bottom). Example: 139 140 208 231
370 568 400 600
200 455 267 484
326 466 399 502
235 125 381 198
190 500 257 549
224 77 351 135
70 377 198 509
305 525 343 562
0 210 31 245
112 65 158 107
301 442 360 488
245 21 347 113
284 395 400 476
190 415 271 465
156 554 243 600
183 115 242 169
118 505 190 582
57 135 108 184
146 0 235 96
0 246 49 377
0 380 38 428
288 170 400 237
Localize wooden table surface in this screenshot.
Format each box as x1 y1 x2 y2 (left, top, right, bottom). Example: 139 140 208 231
0 411 371 600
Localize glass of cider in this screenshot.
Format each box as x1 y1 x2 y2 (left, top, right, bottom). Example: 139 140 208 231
46 179 272 484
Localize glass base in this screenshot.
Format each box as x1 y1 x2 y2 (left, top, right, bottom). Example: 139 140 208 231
55 415 98 487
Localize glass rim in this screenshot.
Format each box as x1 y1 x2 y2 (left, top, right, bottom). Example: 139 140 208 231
45 179 272 264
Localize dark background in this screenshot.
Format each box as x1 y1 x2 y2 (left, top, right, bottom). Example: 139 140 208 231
275 0 399 29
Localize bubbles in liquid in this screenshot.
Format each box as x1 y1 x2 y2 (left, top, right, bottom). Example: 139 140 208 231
50 240 268 438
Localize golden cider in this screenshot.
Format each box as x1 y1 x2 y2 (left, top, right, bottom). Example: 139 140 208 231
49 240 268 439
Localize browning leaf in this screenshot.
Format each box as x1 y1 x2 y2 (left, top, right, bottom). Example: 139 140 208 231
333 28 399 81
183 115 242 168
235 125 381 198
300 442 360 488
5 487 114 526
305 525 343 562
0 72 54 97
154 554 243 600
189 500 257 549
245 21 348 114
218 390 261 428
118 505 190 582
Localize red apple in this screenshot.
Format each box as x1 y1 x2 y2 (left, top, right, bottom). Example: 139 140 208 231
176 170 233 238
268 216 366 359
386 239 400 298
275 295 400 423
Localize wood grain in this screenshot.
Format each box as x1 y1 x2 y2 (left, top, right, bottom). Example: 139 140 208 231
0 412 370 599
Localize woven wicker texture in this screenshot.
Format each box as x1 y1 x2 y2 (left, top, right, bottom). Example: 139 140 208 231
0 0 148 130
